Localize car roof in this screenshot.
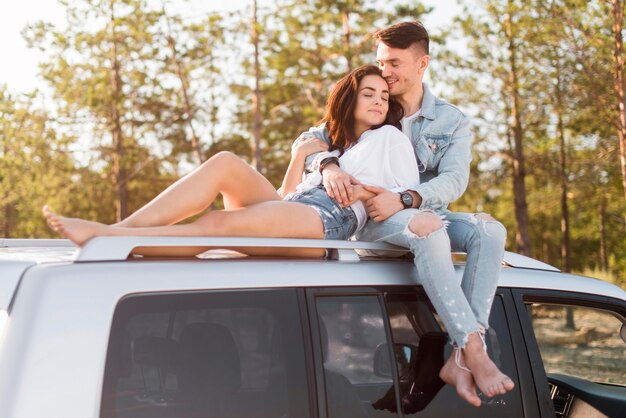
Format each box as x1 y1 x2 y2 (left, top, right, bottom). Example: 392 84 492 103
1 238 624 307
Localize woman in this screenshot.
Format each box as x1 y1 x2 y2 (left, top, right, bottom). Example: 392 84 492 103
44 65 419 258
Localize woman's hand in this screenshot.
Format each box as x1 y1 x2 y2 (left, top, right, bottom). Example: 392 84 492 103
292 136 328 159
341 184 376 207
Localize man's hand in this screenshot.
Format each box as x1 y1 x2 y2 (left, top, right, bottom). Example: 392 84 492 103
342 184 377 207
363 185 404 222
322 164 358 206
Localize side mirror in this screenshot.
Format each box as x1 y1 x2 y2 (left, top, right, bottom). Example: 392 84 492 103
373 343 418 380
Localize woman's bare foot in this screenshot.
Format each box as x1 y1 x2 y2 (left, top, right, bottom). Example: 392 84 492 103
440 349 481 407
463 332 515 398
42 205 109 246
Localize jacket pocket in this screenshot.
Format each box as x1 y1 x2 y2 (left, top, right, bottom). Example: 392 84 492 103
416 134 452 169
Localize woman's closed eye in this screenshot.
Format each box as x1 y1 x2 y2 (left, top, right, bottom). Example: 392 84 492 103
363 93 388 101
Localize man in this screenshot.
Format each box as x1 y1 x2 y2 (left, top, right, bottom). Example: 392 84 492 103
300 21 514 406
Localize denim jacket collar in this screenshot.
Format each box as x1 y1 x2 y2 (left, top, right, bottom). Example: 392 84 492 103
418 83 436 121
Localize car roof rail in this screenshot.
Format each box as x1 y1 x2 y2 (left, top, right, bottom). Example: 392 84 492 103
502 251 560 271
0 239 74 248
75 236 409 263
1 238 561 271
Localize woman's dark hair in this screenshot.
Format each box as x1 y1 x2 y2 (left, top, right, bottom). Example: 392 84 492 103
319 65 403 153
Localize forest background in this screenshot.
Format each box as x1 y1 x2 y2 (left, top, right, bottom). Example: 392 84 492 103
1 0 625 288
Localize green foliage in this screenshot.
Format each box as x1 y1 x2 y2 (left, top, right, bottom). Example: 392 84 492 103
20 0 228 221
0 87 77 237
446 0 625 284
576 267 623 288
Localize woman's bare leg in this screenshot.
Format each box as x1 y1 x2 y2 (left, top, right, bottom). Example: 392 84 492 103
117 152 281 228
44 201 326 257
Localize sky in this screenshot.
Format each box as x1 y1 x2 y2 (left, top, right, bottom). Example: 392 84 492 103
0 0 460 94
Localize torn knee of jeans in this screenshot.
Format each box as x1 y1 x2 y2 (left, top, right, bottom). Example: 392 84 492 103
473 212 496 222
405 211 446 238
470 212 507 238
468 212 496 225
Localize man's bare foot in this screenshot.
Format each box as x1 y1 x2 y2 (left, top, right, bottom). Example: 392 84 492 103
440 349 481 407
463 332 515 398
42 205 109 246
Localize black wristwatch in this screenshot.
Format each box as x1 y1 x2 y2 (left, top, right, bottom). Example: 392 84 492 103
400 191 414 209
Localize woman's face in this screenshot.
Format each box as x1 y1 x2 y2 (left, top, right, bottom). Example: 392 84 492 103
353 74 390 136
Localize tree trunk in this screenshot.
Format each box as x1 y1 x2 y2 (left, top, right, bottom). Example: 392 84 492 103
541 230 549 263
554 57 571 272
558 113 570 272
251 0 263 172
208 55 218 148
110 2 127 222
163 5 203 166
565 307 576 330
3 204 10 238
342 11 352 71
609 0 626 209
504 6 531 256
598 199 608 271
1 138 9 237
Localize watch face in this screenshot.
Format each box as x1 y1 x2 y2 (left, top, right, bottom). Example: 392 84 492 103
401 192 413 208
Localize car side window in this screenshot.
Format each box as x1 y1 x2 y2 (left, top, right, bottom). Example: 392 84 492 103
383 292 447 415
384 292 524 418
315 295 400 418
101 289 310 418
526 303 626 385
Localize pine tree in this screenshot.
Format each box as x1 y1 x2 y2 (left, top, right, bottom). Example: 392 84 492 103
23 0 176 221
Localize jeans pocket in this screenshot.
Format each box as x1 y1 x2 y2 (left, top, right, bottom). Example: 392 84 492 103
342 210 358 237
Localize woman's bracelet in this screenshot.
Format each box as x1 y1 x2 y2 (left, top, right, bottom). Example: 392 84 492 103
319 157 340 173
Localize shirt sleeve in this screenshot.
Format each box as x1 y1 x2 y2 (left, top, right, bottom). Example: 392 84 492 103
385 129 420 193
291 124 332 173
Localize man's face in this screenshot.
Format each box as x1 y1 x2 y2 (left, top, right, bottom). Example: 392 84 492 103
376 43 428 97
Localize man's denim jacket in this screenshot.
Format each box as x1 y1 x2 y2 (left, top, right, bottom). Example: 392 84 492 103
298 84 472 212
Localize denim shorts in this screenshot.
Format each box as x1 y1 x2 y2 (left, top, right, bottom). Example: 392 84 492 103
284 186 358 240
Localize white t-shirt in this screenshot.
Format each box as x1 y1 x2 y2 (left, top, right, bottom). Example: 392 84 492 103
298 125 420 231
401 109 420 138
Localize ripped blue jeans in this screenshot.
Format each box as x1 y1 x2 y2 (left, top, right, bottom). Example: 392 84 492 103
355 209 507 348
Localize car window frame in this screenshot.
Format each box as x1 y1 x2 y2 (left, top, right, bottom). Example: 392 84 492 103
305 286 404 417
496 288 548 417
510 287 626 417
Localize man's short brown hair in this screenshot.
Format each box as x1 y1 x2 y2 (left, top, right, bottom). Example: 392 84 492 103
373 21 429 55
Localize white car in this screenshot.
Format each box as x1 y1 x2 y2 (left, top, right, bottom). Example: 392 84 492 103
1 237 625 418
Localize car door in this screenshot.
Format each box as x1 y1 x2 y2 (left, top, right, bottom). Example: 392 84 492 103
511 288 626 418
307 286 527 418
